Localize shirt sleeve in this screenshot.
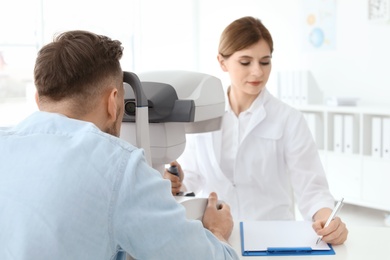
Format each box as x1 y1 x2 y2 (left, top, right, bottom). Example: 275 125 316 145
111 148 239 260
283 111 335 220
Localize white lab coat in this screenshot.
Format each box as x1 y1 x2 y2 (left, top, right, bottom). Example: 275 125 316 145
178 88 334 221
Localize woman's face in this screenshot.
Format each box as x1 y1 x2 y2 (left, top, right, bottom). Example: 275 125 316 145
218 39 272 97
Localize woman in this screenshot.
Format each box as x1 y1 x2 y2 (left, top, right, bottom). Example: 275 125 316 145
164 16 348 245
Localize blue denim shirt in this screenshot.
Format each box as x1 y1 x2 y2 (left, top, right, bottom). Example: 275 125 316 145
0 111 238 260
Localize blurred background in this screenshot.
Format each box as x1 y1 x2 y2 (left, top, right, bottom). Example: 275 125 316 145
1 0 390 126
1 0 389 226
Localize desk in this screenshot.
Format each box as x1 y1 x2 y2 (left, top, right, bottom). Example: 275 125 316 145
229 222 390 259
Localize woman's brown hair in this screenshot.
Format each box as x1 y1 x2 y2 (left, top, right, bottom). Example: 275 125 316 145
218 16 273 58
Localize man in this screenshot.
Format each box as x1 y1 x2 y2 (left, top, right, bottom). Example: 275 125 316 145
0 30 238 260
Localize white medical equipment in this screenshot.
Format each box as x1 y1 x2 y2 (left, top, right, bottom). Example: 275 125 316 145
120 70 225 173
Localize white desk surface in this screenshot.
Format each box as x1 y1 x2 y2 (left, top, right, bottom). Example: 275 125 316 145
229 222 390 260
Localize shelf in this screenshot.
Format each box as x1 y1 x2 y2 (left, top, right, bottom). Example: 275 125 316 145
298 105 390 212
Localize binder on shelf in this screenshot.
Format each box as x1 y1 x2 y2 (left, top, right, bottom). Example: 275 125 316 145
294 70 302 105
372 117 382 158
325 96 359 106
382 117 390 159
240 221 335 256
343 114 357 154
300 70 323 105
286 70 295 105
304 112 323 147
277 71 289 103
333 114 344 153
277 70 323 106
300 70 310 105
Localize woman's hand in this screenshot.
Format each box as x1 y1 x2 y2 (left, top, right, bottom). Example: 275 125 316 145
312 208 348 245
163 161 184 196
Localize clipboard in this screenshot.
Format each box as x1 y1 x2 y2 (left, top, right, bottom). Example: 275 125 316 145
240 221 335 256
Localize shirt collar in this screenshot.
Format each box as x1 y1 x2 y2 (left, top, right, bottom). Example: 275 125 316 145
225 86 268 115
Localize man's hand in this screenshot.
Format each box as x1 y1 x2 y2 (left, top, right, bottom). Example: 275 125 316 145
202 192 233 243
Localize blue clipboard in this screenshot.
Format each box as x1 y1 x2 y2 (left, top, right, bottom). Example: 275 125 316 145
240 221 335 256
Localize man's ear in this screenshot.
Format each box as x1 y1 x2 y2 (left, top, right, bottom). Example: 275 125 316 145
107 88 118 122
217 54 228 72
35 91 40 108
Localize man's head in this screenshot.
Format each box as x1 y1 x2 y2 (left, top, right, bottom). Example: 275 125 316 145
34 30 125 136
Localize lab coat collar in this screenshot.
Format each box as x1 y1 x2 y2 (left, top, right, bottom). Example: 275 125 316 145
224 87 269 143
241 89 268 142
224 86 268 114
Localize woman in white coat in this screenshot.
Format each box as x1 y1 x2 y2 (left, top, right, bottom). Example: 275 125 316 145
164 16 348 245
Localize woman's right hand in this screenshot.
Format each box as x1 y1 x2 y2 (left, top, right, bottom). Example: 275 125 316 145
163 161 184 195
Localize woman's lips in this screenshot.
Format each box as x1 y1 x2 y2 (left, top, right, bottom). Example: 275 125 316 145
248 81 261 86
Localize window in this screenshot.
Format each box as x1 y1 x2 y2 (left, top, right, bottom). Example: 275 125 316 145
0 0 137 126
0 0 200 127
0 0 42 126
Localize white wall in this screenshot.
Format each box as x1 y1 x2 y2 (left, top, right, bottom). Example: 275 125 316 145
194 0 390 106
135 0 197 72
41 0 137 70
2 0 390 128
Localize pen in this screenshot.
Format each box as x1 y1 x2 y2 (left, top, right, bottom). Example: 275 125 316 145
316 198 344 245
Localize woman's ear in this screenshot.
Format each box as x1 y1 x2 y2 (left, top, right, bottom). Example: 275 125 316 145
106 88 118 122
217 54 228 72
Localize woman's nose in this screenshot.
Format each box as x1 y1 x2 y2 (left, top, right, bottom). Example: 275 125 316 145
251 63 263 76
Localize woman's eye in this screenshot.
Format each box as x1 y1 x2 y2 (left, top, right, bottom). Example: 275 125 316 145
240 61 250 66
260 61 270 66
